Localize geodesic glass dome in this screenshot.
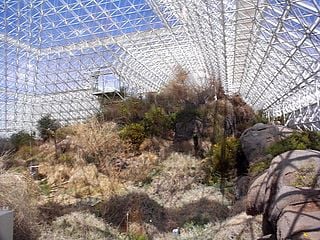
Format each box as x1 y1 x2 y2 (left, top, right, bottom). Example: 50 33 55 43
0 0 320 134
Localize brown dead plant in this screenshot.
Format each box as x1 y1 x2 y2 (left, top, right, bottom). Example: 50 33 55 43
0 171 40 240
70 119 132 175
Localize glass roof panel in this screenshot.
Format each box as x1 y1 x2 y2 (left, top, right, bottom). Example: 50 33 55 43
0 0 320 133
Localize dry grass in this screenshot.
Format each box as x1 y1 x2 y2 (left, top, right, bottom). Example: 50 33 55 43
148 153 205 206
0 171 40 240
154 212 262 240
38 163 125 203
120 152 160 184
70 120 132 173
39 211 120 240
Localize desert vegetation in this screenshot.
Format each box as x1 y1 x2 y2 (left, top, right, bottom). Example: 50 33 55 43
1 69 301 239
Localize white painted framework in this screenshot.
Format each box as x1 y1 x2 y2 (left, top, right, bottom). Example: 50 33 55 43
0 0 319 134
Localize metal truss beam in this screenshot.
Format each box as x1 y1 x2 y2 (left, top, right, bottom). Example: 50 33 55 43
0 0 320 134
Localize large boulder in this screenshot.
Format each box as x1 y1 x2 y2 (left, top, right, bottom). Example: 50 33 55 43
246 150 320 239
236 124 295 199
246 171 268 215
240 123 280 163
240 123 296 164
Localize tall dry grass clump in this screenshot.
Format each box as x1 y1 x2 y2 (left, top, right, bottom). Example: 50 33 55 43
0 171 39 240
70 120 131 173
40 211 119 240
149 153 205 204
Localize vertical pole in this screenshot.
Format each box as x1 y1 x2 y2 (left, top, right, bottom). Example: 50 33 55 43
126 212 129 233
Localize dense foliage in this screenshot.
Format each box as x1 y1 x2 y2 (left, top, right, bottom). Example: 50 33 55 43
98 69 256 181
143 106 174 138
37 115 61 141
266 131 320 157
119 123 146 145
204 137 240 183
10 131 35 150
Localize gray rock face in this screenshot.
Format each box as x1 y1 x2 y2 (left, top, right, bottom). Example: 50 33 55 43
246 150 320 239
235 175 250 200
173 118 204 156
277 203 320 239
246 171 268 215
174 118 203 142
240 123 280 163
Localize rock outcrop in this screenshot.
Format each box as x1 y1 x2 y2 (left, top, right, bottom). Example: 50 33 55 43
173 117 204 156
236 124 296 200
240 123 296 164
240 123 280 163
246 150 320 239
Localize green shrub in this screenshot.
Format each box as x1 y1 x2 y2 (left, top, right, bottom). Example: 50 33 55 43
10 131 35 150
291 163 319 188
204 137 240 183
143 106 173 137
57 153 75 166
119 123 146 145
100 97 150 124
249 158 271 176
39 180 51 196
37 114 61 141
254 110 269 124
118 98 150 124
266 131 320 157
127 234 148 240
175 104 200 123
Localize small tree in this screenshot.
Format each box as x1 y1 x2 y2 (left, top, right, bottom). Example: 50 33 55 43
10 131 35 150
119 123 146 146
143 106 173 138
37 115 61 141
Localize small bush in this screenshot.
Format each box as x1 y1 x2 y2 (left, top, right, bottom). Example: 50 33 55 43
55 126 75 141
175 104 200 123
291 163 319 188
37 115 61 141
0 137 13 154
39 180 51 196
204 137 240 183
119 98 150 124
39 211 118 240
143 106 174 138
249 158 271 176
121 152 160 184
119 123 146 146
57 153 75 166
10 131 35 150
70 120 130 173
150 153 205 199
254 110 269 124
127 233 148 240
41 120 133 181
15 145 39 160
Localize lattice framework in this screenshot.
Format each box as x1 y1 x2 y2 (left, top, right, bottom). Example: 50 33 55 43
0 0 319 134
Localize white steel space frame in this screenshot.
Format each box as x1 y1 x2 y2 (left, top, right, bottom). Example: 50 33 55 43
0 0 320 134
